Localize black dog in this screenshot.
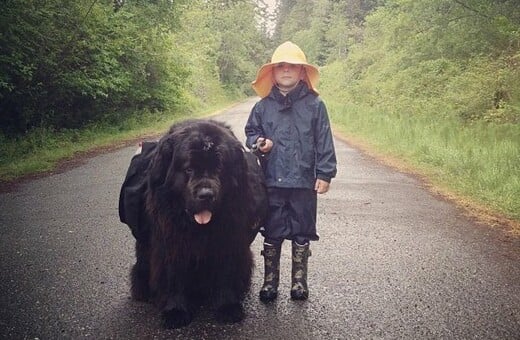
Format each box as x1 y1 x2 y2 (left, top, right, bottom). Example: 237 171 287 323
119 119 267 328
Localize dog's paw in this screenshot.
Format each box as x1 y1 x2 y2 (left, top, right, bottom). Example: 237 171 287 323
162 308 193 329
215 303 245 324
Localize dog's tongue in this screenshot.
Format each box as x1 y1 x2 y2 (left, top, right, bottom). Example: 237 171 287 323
194 210 212 225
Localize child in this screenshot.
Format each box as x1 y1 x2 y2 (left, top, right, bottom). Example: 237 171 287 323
245 41 337 301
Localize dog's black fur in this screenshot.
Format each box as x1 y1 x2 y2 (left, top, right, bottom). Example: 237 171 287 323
120 119 267 328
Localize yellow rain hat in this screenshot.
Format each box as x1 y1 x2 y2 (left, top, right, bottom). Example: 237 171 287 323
252 41 319 98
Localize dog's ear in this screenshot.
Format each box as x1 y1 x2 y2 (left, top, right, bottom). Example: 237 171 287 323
148 136 175 186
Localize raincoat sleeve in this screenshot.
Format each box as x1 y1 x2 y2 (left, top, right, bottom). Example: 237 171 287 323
314 101 337 182
244 102 264 149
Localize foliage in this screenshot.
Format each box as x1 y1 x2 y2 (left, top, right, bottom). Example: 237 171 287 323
323 98 520 220
320 0 520 123
272 0 383 65
0 1 187 135
0 0 268 136
208 1 270 93
0 0 269 179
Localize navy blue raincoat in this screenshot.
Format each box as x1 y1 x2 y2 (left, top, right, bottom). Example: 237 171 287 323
245 82 337 190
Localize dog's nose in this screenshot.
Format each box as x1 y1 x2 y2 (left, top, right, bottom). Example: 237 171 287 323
197 188 214 201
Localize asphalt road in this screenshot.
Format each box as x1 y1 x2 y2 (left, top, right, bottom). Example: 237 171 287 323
1 98 519 339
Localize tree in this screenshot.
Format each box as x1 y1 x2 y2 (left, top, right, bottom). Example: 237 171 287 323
323 0 520 122
270 0 384 64
0 0 187 134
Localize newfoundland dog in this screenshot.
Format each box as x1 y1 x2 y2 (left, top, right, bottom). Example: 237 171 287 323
119 119 267 328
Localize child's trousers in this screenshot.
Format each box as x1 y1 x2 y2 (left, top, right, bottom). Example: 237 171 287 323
262 187 318 246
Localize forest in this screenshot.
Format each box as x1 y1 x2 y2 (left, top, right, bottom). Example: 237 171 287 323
1 0 519 221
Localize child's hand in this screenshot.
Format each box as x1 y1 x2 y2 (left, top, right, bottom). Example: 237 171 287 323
256 137 273 153
314 179 330 194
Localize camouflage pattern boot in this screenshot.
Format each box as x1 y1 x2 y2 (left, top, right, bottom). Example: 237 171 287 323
290 241 311 300
259 243 281 302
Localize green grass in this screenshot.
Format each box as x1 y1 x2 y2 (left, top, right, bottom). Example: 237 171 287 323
325 100 520 221
0 101 236 182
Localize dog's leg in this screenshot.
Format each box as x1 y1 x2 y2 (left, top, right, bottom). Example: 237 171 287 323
147 234 194 328
212 250 252 324
160 267 193 329
130 239 151 302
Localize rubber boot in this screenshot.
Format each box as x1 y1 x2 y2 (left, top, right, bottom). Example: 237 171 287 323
259 243 281 301
290 241 311 300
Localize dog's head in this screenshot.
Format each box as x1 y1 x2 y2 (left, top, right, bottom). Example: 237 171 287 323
147 120 248 225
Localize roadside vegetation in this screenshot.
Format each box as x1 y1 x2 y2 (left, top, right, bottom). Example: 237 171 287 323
1 0 518 223
315 0 520 221
0 0 272 180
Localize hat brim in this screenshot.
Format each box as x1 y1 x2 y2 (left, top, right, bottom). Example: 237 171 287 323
252 62 320 98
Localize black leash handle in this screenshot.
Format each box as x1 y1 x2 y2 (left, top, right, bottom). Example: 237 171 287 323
251 139 267 160
251 140 266 153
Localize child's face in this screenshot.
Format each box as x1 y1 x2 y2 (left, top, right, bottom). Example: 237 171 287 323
273 62 303 91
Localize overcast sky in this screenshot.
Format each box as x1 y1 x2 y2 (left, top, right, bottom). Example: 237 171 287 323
258 0 277 35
